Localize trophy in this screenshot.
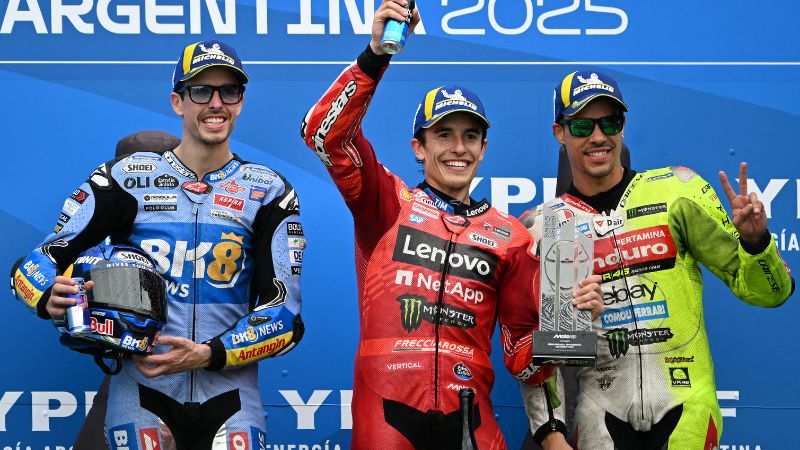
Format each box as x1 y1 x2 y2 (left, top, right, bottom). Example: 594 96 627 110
531 207 597 366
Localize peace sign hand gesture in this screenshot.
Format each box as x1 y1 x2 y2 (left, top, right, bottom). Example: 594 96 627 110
718 162 768 246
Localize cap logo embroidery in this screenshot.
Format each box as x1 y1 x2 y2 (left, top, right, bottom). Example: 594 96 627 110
577 73 604 85
199 43 223 54
441 89 467 101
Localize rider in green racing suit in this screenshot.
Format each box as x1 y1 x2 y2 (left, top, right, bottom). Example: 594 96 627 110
519 69 793 450
522 166 792 449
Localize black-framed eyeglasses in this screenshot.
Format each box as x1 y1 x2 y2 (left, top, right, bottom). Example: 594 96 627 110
177 84 245 105
560 115 624 138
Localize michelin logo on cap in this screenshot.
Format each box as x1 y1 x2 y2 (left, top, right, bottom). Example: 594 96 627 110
573 73 616 99
192 43 235 67
435 89 478 112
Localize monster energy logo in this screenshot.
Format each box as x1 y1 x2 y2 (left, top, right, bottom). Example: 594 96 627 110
604 327 674 359
397 295 476 332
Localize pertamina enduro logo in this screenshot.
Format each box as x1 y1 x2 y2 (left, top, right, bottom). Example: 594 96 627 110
397 294 476 332
594 225 677 281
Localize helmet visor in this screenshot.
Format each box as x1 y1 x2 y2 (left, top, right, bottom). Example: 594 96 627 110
89 266 167 322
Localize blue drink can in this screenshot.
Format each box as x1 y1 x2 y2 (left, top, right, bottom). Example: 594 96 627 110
380 1 414 54
66 277 91 335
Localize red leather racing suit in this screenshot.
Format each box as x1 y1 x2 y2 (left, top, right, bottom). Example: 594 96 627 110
301 48 549 450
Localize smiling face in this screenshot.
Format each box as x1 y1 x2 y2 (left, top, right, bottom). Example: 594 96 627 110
554 97 625 196
411 112 487 202
170 66 244 149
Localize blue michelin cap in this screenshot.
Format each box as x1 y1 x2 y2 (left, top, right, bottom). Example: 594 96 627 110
553 70 628 122
412 85 490 137
172 40 249 91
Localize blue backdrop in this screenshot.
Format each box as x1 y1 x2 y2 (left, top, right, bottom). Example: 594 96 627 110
0 1 797 449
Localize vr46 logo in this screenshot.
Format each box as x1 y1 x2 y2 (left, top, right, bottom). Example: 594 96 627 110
140 232 246 292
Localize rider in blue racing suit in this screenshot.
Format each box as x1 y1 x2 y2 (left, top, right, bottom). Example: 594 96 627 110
10 40 304 449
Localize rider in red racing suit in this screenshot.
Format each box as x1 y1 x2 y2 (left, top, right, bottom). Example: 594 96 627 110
298 2 603 448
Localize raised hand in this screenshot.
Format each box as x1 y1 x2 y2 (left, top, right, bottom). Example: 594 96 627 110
370 0 421 55
719 162 767 245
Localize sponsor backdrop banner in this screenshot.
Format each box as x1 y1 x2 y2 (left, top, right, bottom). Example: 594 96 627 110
0 1 796 449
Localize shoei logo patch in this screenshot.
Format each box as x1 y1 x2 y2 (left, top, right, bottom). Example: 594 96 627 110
116 251 154 268
123 163 156 173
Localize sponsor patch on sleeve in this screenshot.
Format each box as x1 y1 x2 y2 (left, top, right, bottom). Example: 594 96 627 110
286 222 304 236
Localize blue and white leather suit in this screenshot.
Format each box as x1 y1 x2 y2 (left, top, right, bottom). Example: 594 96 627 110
11 150 304 449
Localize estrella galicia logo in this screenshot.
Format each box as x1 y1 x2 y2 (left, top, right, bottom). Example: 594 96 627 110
397 295 476 332
669 367 691 387
453 362 473 380
154 174 179 190
604 328 674 359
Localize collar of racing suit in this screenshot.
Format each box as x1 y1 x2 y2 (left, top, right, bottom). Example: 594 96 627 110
417 181 489 216
566 166 638 214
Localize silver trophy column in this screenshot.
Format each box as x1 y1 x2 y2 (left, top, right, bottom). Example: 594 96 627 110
532 208 597 366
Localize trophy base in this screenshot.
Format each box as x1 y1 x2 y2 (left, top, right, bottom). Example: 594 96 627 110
531 330 597 367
